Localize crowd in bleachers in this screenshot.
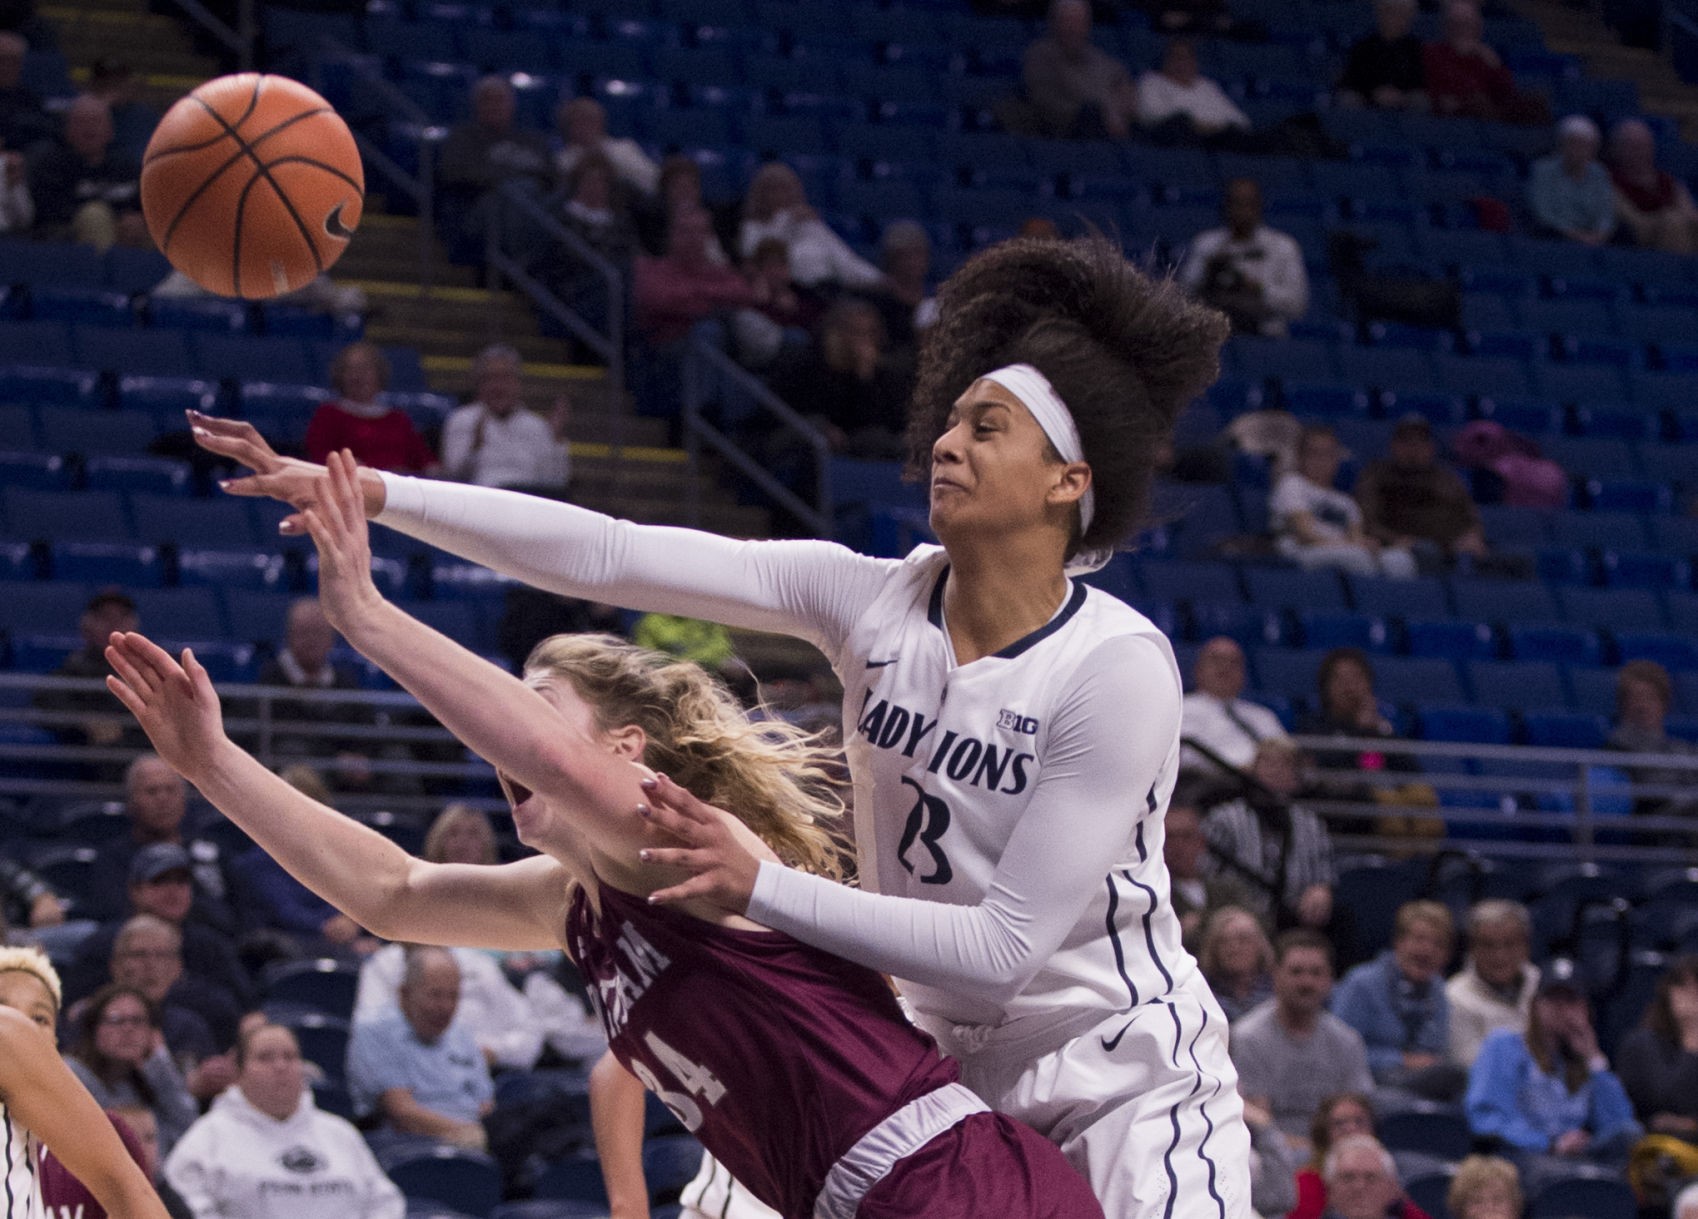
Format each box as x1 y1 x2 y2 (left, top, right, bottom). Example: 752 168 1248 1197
5 0 1698 1213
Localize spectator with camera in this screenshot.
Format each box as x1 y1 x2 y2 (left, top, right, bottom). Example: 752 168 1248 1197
1177 178 1308 337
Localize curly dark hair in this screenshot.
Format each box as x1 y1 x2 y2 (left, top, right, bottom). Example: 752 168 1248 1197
905 236 1229 558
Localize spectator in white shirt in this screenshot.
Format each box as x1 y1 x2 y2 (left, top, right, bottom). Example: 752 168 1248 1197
1182 635 1287 771
738 162 885 296
1178 177 1309 336
439 344 571 493
1135 39 1250 142
0 138 32 233
1272 424 1417 578
552 95 658 198
1446 900 1538 1069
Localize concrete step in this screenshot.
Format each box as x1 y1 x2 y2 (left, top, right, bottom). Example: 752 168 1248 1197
352 282 539 337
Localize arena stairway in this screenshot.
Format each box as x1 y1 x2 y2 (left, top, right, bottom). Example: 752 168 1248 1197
1513 0 1698 138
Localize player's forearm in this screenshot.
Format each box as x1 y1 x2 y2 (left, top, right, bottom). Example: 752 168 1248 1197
191 739 416 938
590 1051 653 1218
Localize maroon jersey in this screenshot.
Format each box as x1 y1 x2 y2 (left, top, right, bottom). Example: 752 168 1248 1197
567 880 960 1217
39 1111 148 1219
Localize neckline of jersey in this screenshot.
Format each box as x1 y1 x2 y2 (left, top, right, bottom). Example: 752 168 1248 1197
926 566 1089 662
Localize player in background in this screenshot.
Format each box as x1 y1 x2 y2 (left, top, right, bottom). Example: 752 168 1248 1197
0 946 172 1219
104 451 1102 1219
192 236 1253 1216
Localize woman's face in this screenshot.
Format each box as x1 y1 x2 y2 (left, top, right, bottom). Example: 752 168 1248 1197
338 348 382 403
1214 915 1265 978
0 970 55 1036
239 1026 306 1120
1325 1099 1373 1147
437 816 493 866
929 379 1086 551
1619 677 1667 733
1324 659 1374 718
94 994 153 1066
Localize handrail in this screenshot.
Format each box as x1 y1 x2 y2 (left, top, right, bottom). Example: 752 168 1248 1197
681 336 833 537
482 181 627 462
160 0 254 71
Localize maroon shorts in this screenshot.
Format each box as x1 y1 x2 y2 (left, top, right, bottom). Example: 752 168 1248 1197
857 1111 1104 1219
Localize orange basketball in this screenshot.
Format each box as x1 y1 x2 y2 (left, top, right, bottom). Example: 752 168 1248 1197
141 73 364 300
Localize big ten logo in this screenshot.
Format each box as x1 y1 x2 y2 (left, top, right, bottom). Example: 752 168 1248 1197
997 709 1040 735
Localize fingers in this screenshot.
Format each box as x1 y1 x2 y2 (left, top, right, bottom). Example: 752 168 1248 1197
635 793 705 844
104 635 162 701
182 648 215 701
636 847 706 870
646 875 720 906
188 412 277 471
105 674 147 720
642 773 719 824
114 631 187 687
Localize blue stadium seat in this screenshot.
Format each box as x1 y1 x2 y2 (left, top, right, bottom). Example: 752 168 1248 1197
130 588 228 640
176 549 287 592
1467 659 1567 710
1520 296 1618 336
115 375 220 423
30 287 133 328
0 365 102 409
1633 371 1698 411
1553 511 1649 553
0 319 72 367
8 633 84 673
1452 579 1558 624
1418 703 1512 744
1641 446 1698 498
1476 505 1552 549
1297 611 1388 652
83 456 192 496
1522 711 1609 749
1232 337 1338 383
1188 604 1284 650
266 1009 352 1084
1558 586 1666 631
0 541 36 582
0 581 93 636
1337 347 1437 393
0 450 66 491
73 326 193 377
1136 560 1243 607
1474 396 1563 435
48 542 164 587
1399 618 1495 663
131 494 257 548
224 590 296 646
1347 575 1450 620
1527 1174 1638 1219
1334 857 1427 966
1589 479 1673 515
0 238 103 289
1 489 131 543
1534 362 1630 407
1433 354 1534 400
1372 656 1465 704
1378 1107 1474 1159
146 297 248 334
35 409 161 458
262 958 359 1021
1614 631 1698 671
1242 567 1347 612
1601 550 1690 589
1567 666 1624 716
1571 404 1656 441
1504 623 1602 667
194 335 316 385
532 1154 609 1206
104 246 172 295
1248 648 1330 701
1279 380 1371 419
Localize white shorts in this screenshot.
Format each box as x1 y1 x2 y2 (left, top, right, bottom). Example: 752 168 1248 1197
943 976 1253 1219
680 1152 781 1219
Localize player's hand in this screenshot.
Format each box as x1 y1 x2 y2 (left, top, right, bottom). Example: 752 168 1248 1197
104 632 229 783
189 411 387 523
637 773 778 913
299 450 385 637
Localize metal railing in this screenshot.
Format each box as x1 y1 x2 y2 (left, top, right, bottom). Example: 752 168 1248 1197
680 335 833 536
161 0 255 72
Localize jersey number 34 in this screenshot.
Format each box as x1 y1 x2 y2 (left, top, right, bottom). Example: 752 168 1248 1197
630 1030 727 1132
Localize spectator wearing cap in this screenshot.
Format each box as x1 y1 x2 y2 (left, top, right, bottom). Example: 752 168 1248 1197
1465 960 1642 1161
1609 118 1698 254
1530 115 1616 245
1273 425 1419 579
1333 901 1465 1100
1182 636 1288 771
1177 178 1309 338
1337 0 1428 112
1446 900 1539 1069
65 843 252 1031
1022 0 1139 139
1354 415 1488 564
440 345 571 492
552 95 658 199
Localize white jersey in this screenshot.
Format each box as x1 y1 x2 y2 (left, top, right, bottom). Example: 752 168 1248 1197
0 1100 42 1219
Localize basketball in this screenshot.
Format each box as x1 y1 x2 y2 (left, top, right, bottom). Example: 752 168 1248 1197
141 73 364 300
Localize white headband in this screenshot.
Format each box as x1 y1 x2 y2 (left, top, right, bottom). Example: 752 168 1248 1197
980 363 1111 574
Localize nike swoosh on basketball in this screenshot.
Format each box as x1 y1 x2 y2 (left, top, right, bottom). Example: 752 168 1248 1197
1100 1019 1135 1052
866 658 899 669
324 201 356 241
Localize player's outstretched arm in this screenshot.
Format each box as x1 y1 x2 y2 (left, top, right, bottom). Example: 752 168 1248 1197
590 1050 654 1219
0 1007 171 1219
105 630 572 951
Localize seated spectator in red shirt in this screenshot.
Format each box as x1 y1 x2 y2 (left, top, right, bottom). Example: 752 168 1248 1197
633 207 752 346
305 342 438 474
1422 0 1547 124
1609 118 1698 254
30 94 146 250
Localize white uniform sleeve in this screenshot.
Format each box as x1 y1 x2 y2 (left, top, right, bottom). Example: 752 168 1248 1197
748 633 1178 1006
376 475 895 658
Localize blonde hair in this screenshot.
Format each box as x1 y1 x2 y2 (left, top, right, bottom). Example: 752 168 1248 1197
424 803 498 865
1447 1156 1523 1217
0 945 63 1011
524 634 845 879
1198 905 1273 978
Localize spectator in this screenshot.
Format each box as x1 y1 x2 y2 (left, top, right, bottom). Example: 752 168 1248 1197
440 345 572 492
1181 636 1287 771
737 162 883 297
1608 660 1698 817
1022 0 1138 139
84 57 157 165
1164 791 1257 951
164 1022 405 1219
633 206 752 346
29 94 144 250
874 219 939 352
552 95 658 199
304 343 437 475
1444 1156 1523 1219
1290 1092 1434 1219
1332 900 1462 1099
1197 904 1273 1021
1465 962 1642 1160
254 598 366 762
1354 415 1488 563
1177 178 1309 338
1134 39 1251 145
1337 0 1428 111
768 298 910 459
1231 930 1375 1152
34 589 143 760
0 851 65 929
1321 1136 1429 1219
1609 118 1698 254
1202 738 1336 931
1423 0 1547 124
1529 115 1615 245
551 148 638 266
730 235 814 370
1678 1181 1698 1219
1615 954 1698 1139
1446 900 1539 1069
1273 425 1418 579
436 75 553 260
346 947 493 1150
636 154 730 261
353 939 542 1074
0 132 30 232
0 30 53 151
84 755 237 937
67 984 201 1156
104 916 241 1105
